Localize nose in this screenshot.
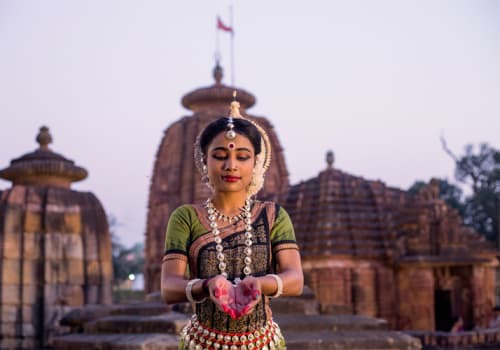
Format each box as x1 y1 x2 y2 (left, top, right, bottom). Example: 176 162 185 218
224 156 237 171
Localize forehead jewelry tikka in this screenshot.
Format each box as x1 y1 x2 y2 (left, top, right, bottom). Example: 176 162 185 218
225 117 236 140
224 91 238 140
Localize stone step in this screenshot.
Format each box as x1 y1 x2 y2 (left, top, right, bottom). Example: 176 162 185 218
61 302 171 330
274 314 388 332
109 302 171 316
51 330 421 350
50 333 179 350
270 296 319 315
283 330 422 350
268 285 320 315
81 312 385 335
83 312 189 334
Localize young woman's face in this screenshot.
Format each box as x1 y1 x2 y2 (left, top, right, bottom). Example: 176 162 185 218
206 131 255 194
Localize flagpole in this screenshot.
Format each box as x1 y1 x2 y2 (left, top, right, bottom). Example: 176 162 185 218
230 4 235 87
215 17 220 65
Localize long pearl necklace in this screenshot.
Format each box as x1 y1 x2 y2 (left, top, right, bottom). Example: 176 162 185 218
206 198 253 280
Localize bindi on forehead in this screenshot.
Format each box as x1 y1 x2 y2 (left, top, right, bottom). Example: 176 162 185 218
210 133 253 151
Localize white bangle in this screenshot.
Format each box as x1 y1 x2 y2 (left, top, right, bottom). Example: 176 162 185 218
268 274 283 298
186 279 206 303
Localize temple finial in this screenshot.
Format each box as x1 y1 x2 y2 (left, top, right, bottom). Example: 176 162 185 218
36 126 52 150
213 61 223 85
326 150 334 168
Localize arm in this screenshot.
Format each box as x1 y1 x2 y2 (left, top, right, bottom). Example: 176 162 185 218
257 205 303 297
257 248 303 297
161 258 207 304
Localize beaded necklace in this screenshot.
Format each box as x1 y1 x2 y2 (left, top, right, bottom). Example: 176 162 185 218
208 204 246 224
206 198 253 282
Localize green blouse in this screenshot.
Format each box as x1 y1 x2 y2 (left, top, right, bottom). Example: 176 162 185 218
164 202 297 257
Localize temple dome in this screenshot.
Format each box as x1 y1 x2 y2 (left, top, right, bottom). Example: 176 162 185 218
283 151 401 259
283 151 497 261
0 126 87 188
181 63 256 113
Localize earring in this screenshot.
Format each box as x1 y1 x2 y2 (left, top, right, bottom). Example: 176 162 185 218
250 168 257 187
201 164 209 184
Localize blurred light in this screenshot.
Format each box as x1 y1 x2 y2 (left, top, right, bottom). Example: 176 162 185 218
128 273 136 281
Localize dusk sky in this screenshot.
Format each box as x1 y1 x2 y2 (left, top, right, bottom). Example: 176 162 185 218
1 1 499 247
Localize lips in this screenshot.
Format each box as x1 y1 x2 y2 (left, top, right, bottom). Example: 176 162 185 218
222 175 241 182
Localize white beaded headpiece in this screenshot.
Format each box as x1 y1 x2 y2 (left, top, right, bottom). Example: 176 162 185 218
194 92 272 196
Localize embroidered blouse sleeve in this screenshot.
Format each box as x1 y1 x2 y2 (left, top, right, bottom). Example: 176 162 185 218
270 207 299 254
163 205 193 261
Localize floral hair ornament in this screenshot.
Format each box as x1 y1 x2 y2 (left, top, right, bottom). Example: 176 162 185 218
228 91 272 196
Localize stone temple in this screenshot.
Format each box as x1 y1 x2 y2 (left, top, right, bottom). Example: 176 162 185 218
0 127 113 349
283 152 498 332
144 66 499 335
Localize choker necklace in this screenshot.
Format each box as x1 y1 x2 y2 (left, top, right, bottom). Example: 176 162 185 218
207 202 246 224
206 198 253 280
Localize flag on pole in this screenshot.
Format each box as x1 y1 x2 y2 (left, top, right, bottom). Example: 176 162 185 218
217 16 233 33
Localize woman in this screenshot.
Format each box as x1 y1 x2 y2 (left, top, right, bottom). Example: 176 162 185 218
161 98 303 350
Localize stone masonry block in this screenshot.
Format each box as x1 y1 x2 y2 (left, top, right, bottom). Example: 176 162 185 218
24 210 42 233
1 258 21 284
22 259 40 285
45 211 65 232
2 230 21 259
44 284 84 306
85 260 103 284
44 258 84 285
1 305 18 323
64 211 82 234
22 284 38 305
23 232 42 259
63 234 84 260
3 207 24 235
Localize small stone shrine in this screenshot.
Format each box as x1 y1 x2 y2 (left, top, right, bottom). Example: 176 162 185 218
283 151 498 331
144 64 290 293
0 126 113 349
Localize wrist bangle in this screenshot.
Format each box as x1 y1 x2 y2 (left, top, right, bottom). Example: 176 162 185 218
186 279 206 303
268 274 283 298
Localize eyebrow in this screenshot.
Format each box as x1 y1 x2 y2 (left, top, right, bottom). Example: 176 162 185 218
211 146 252 152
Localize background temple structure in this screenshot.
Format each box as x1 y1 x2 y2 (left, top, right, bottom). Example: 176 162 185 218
0 127 113 349
283 153 498 331
144 66 499 333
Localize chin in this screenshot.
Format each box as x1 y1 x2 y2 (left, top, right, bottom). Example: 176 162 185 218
215 185 247 193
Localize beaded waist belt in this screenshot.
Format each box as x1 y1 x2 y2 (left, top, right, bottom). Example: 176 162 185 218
180 314 283 350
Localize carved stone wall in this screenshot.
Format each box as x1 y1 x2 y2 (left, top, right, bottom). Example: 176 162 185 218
0 185 112 349
397 267 435 331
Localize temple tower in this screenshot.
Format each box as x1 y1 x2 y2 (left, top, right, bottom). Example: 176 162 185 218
0 126 112 349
